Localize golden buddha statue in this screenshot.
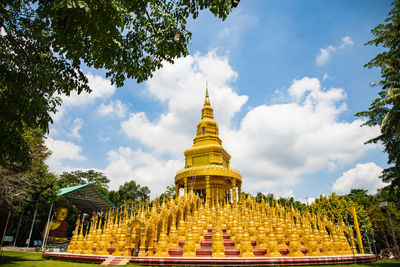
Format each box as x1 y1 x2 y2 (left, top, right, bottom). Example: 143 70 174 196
42 207 69 244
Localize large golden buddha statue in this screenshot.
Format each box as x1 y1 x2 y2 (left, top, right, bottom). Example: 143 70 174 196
175 87 242 206
42 207 69 244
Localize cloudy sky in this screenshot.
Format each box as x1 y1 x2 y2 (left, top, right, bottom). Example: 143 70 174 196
46 0 391 201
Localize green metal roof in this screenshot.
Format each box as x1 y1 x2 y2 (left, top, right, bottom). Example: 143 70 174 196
57 183 115 211
58 184 89 196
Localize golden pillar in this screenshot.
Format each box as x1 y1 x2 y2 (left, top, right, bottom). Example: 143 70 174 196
176 186 180 197
351 206 364 254
138 228 147 257
211 188 215 205
238 184 241 202
206 175 210 207
184 177 188 195
231 179 237 205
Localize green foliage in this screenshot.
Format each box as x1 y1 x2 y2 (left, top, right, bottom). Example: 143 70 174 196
0 128 59 211
345 189 376 209
309 193 371 251
376 187 400 210
255 192 307 211
109 180 150 206
0 0 235 170
0 1 89 169
367 202 400 252
0 128 60 247
277 196 307 211
356 0 400 194
57 170 110 188
159 184 176 203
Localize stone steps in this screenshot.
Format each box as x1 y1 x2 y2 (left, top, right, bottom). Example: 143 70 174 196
200 239 235 248
101 256 130 266
167 227 263 258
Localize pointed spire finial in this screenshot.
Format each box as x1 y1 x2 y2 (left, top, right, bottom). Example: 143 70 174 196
205 81 210 105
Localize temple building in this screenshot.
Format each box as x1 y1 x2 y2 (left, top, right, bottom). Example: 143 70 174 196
175 88 242 205
64 85 366 261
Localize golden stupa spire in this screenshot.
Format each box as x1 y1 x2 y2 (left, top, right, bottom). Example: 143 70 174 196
201 82 214 120
205 81 210 106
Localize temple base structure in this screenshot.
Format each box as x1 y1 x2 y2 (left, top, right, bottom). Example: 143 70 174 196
44 252 376 266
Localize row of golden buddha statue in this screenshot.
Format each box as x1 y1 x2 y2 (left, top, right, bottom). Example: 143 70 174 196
67 192 355 257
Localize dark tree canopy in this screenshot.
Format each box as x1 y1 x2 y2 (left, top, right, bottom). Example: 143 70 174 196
357 0 400 194
0 0 236 169
0 128 58 211
57 170 110 188
110 180 150 206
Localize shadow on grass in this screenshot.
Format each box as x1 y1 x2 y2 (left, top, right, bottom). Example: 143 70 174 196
0 253 45 265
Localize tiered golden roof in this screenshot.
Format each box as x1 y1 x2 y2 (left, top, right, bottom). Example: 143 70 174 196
175 86 242 206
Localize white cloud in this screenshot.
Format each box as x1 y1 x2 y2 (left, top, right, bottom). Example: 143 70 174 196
288 76 321 102
47 51 381 200
316 36 354 66
62 73 116 106
104 147 181 196
121 51 247 157
305 197 316 205
332 162 386 195
52 73 116 122
98 135 111 142
45 137 86 171
277 190 295 199
97 100 128 118
340 36 354 48
67 118 84 140
316 45 336 66
322 73 329 81
115 52 379 197
223 76 378 194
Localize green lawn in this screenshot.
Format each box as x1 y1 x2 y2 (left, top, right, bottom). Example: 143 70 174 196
0 251 100 267
0 250 398 267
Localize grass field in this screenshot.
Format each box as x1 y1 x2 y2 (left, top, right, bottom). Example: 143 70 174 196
0 251 103 267
0 250 399 267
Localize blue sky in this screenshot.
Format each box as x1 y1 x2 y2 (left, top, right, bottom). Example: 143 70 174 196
46 0 392 201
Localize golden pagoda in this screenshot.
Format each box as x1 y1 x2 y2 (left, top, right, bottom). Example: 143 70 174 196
65 85 362 259
175 86 242 206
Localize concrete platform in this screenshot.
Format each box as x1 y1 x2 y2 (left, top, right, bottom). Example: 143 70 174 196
1 246 40 253
44 252 377 266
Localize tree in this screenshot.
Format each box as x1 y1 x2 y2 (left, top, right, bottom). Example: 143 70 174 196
0 0 237 169
159 184 176 203
0 127 58 211
376 186 400 210
57 170 110 188
356 0 400 195
0 127 60 247
367 202 400 253
110 180 150 206
309 193 371 251
345 189 375 209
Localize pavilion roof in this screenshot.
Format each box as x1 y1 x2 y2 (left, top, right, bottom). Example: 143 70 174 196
58 183 115 211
